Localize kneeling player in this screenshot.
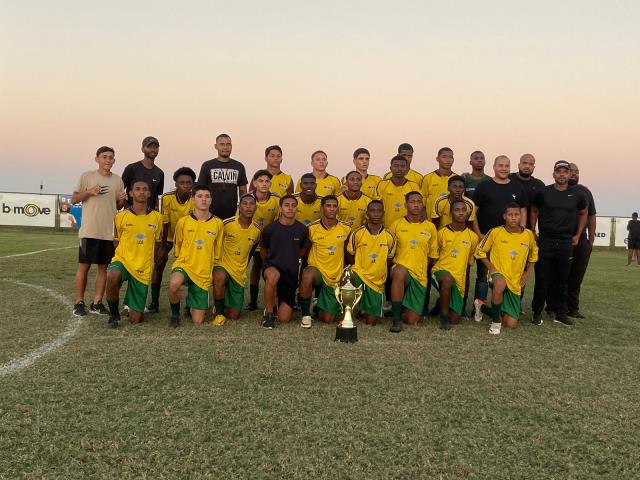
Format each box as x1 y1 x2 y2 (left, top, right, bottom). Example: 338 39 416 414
105 180 163 329
167 185 224 326
475 202 538 335
430 200 479 329
212 194 260 326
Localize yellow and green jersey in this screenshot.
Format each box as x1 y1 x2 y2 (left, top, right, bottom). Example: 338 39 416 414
421 171 456 221
294 193 323 226
296 174 341 197
432 194 476 226
253 192 280 231
384 168 423 186
432 226 479 295
161 191 192 241
269 171 293 197
341 173 382 199
337 193 370 231
112 208 163 285
171 213 224 291
376 179 421 228
475 226 538 295
308 220 352 287
217 217 261 286
347 225 397 293
389 217 439 287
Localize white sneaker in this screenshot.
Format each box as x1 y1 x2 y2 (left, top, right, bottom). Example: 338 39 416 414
473 299 484 322
489 322 502 335
301 315 312 329
382 300 392 314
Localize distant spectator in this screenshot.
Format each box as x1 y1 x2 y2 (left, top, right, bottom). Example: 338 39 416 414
627 212 640 266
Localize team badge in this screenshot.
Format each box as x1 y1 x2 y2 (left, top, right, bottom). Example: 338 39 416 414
195 239 205 250
368 253 379 262
509 249 518 259
135 233 147 244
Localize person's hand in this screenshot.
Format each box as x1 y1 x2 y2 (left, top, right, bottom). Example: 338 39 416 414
87 185 101 196
588 236 595 247
571 235 579 246
118 190 127 202
157 245 169 264
520 271 531 287
488 265 496 276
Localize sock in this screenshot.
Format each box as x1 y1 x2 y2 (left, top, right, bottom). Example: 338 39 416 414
170 302 180 316
151 283 161 305
300 297 312 316
491 303 502 323
214 299 225 316
107 299 119 317
392 301 403 320
314 285 321 298
250 284 258 304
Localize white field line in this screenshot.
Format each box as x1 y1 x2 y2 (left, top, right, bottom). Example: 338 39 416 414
0 245 75 259
0 279 80 377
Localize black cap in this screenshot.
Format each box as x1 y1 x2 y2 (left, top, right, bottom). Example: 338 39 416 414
554 160 570 171
142 136 159 147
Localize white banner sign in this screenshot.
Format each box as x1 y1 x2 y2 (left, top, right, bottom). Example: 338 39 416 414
0 192 56 227
614 217 632 247
593 216 612 247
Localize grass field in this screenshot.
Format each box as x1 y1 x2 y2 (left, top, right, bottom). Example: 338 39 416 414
1 227 639 479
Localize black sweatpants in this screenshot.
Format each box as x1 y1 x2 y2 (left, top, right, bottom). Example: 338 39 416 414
532 237 573 316
567 235 592 314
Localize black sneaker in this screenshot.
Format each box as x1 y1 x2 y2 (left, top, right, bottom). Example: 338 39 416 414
439 316 452 330
567 311 586 319
262 312 276 329
246 302 258 311
73 302 87 316
532 312 543 326
145 302 159 313
168 314 180 328
554 314 574 326
106 315 119 329
183 306 191 318
390 318 403 333
89 302 109 315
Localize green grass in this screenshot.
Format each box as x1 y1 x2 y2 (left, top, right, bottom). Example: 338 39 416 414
1 227 639 479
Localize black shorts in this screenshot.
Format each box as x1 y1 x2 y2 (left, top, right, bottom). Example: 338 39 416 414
629 237 640 249
79 238 115 265
262 264 298 308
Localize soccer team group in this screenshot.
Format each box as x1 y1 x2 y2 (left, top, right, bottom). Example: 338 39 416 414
71 134 596 335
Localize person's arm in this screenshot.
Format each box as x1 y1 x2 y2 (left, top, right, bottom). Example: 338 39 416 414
587 214 596 246
71 186 100 204
529 207 539 236
479 257 496 275
572 208 588 246
472 217 483 239
238 164 248 196
286 179 294 195
520 262 535 287
519 208 527 228
260 247 269 263
197 162 209 186
239 185 248 196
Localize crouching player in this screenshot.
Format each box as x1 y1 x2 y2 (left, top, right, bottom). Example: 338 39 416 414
475 202 538 335
346 200 397 325
430 200 479 330
212 194 261 326
167 185 224 327
105 180 163 329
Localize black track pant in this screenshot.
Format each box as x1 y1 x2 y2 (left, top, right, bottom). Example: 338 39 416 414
567 235 592 314
532 237 573 316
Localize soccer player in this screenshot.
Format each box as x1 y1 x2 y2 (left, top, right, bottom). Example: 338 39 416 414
264 145 293 196
105 180 163 329
167 185 224 327
212 194 261 326
71 146 127 316
463 151 490 200
383 143 423 185
294 173 323 226
431 175 476 230
421 147 457 221
341 148 382 199
431 200 479 329
146 167 195 314
246 170 280 311
509 153 545 229
122 136 164 210
338 171 370 231
475 203 538 335
388 191 439 332
261 195 309 328
197 133 248 220
346 200 397 325
299 196 352 327
295 150 341 196
376 155 421 228
627 212 640 265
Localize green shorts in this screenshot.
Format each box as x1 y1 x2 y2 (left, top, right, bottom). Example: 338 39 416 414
489 273 521 319
352 272 383 318
172 268 209 310
308 266 341 315
431 270 464 315
399 269 426 315
213 267 244 312
108 261 148 313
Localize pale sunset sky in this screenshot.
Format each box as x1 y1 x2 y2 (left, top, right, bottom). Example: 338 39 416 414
1 1 637 215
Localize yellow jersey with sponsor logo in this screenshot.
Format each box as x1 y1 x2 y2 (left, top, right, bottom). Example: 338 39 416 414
296 174 341 197
294 193 323 226
421 171 457 221
341 173 382 199
384 168 423 186
161 191 192 241
307 220 352 287
269 172 293 197
171 213 224 290
389 217 439 287
347 225 397 293
432 194 476 226
432 226 479 295
112 208 163 284
337 193 370 231
253 193 280 231
475 226 538 295
376 179 421 228
217 217 261 285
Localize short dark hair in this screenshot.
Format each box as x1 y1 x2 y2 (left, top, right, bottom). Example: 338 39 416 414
397 143 413 153
173 167 196 182
321 195 338 206
504 202 521 212
130 178 150 190
438 147 453 157
345 170 362 181
448 175 466 185
279 194 297 206
470 150 484 157
353 147 370 158
367 199 384 209
301 173 316 182
265 145 282 157
450 199 468 211
311 150 327 160
192 184 210 195
632 212 638 218
215 133 231 142
252 169 273 181
239 192 256 203
391 154 408 165
405 191 423 202
96 146 114 156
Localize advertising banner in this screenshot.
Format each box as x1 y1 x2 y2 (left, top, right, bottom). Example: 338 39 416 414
593 216 612 247
0 192 56 227
58 194 82 229
614 217 632 247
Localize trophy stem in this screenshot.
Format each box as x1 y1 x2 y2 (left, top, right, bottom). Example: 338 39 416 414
341 307 355 329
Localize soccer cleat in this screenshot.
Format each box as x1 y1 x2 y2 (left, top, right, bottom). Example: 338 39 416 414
184 306 191 318
73 301 87 316
106 315 119 330
145 303 159 313
89 302 109 315
212 314 227 327
245 302 258 311
439 316 452 331
473 299 484 322
262 312 276 330
168 314 180 328
300 315 312 329
531 312 543 325
554 314 574 326
489 322 502 335
567 311 586 319
389 318 403 333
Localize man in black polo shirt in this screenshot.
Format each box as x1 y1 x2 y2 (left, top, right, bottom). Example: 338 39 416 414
471 155 528 319
530 160 588 326
509 153 545 229
197 133 248 219
121 136 165 210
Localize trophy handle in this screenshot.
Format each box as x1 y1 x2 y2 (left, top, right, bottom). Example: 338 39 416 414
353 285 364 308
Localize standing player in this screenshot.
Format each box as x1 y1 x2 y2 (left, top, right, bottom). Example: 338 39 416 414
388 191 439 332
376 155 421 228
421 147 457 222
146 167 195 314
212 194 260 326
197 133 248 220
295 150 341 196
71 146 127 316
509 154 545 229
346 200 397 325
167 185 224 327
627 212 640 265
431 175 476 229
384 143 423 185
341 148 382 199
475 203 538 335
298 196 352 327
338 171 370 231
431 200 479 329
264 145 294 196
261 195 309 328
105 180 163 329
122 136 164 210
464 151 490 200
294 173 323 226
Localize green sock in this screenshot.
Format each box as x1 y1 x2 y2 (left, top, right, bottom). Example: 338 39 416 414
107 299 119 317
170 302 180 316
151 283 161 305
300 297 312 316
392 301 403 320
249 284 258 304
214 299 225 316
491 303 502 323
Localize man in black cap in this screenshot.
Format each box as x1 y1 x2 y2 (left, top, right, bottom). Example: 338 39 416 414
121 136 165 210
530 160 588 326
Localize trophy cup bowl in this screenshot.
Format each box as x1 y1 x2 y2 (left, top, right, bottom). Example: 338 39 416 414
335 266 363 343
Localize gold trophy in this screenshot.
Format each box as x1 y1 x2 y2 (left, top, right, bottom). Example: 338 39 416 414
334 266 363 343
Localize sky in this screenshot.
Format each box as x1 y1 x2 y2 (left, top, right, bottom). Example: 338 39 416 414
1 0 638 215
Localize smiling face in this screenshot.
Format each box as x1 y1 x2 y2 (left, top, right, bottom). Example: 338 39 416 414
95 151 115 171
301 177 316 195
142 143 159 160
493 156 511 180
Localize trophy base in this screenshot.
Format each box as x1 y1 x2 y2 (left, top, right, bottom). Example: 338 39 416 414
335 325 358 343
